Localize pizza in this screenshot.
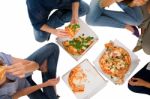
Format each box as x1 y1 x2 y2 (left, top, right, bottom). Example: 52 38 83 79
68 66 87 93
0 66 6 81
65 24 80 38
99 42 131 84
62 34 94 55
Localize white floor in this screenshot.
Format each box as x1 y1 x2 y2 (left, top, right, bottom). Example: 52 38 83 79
0 0 150 99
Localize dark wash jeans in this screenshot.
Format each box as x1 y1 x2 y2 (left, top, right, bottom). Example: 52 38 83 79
128 62 150 95
26 43 59 99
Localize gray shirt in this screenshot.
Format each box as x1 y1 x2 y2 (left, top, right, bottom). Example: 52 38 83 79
139 1 150 55
0 52 31 99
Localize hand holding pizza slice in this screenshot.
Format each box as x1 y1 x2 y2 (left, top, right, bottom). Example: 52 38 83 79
65 24 80 38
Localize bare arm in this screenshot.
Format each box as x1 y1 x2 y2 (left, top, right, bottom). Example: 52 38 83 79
12 78 60 99
71 2 79 24
129 78 150 89
40 24 68 37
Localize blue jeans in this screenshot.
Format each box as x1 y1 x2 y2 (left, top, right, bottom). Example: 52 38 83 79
128 62 150 95
26 43 59 99
86 0 143 28
34 1 89 42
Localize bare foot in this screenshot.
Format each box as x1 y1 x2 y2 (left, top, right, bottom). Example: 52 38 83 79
125 25 134 32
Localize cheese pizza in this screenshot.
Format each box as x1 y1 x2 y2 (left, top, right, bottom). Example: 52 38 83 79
99 42 131 84
68 66 87 93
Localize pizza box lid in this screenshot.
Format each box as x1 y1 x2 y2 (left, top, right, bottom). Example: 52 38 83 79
62 59 107 99
94 39 140 85
56 19 98 61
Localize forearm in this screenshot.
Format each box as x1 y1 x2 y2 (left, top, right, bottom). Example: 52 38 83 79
40 24 55 34
144 81 150 88
72 2 79 18
13 83 46 99
25 61 39 73
12 58 39 73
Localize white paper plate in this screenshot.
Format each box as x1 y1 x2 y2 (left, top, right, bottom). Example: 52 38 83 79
56 19 98 61
62 59 107 99
94 39 140 84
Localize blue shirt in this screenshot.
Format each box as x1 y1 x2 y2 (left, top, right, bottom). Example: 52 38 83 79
0 52 31 99
26 0 80 30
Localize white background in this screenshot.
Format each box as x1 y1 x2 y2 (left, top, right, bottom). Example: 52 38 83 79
0 0 150 99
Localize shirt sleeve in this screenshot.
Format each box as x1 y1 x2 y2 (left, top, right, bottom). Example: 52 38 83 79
0 95 12 99
71 0 80 3
26 0 49 31
0 52 12 65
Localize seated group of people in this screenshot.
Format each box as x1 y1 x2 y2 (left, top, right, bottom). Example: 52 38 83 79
0 0 150 99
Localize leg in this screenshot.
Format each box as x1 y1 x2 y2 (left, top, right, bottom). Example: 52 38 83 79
42 44 59 99
128 63 150 95
86 0 125 28
86 0 143 28
26 43 60 99
27 77 49 99
47 1 89 28
103 2 143 26
33 29 50 42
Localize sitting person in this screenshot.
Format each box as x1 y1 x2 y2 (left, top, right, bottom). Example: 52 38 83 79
86 0 148 37
132 1 150 53
26 0 89 42
128 62 150 95
0 43 60 99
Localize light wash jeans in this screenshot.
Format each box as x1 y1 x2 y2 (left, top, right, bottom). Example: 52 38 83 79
34 1 89 42
26 43 59 99
86 0 143 28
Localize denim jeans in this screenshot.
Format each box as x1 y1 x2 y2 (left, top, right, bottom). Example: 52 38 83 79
26 43 59 99
34 1 89 42
128 62 150 95
86 0 143 28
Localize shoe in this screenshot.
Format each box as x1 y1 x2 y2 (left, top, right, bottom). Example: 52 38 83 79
57 95 60 99
132 26 140 38
133 45 142 52
133 36 142 52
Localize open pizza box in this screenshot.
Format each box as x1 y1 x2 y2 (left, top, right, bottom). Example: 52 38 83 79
62 59 107 99
56 19 98 61
94 39 140 85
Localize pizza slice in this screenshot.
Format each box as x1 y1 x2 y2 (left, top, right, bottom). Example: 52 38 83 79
0 66 6 81
68 66 87 93
65 24 80 38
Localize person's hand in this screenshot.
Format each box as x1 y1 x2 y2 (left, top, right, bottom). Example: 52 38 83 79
52 29 68 38
6 63 26 78
70 17 79 24
129 0 148 7
100 0 116 8
44 77 60 87
129 77 148 87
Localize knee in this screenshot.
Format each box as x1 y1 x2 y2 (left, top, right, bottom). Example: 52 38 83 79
86 15 96 25
46 43 60 53
35 36 47 42
34 29 50 42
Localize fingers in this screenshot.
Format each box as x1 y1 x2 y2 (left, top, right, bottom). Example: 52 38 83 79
129 77 141 86
5 63 26 78
56 29 69 37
